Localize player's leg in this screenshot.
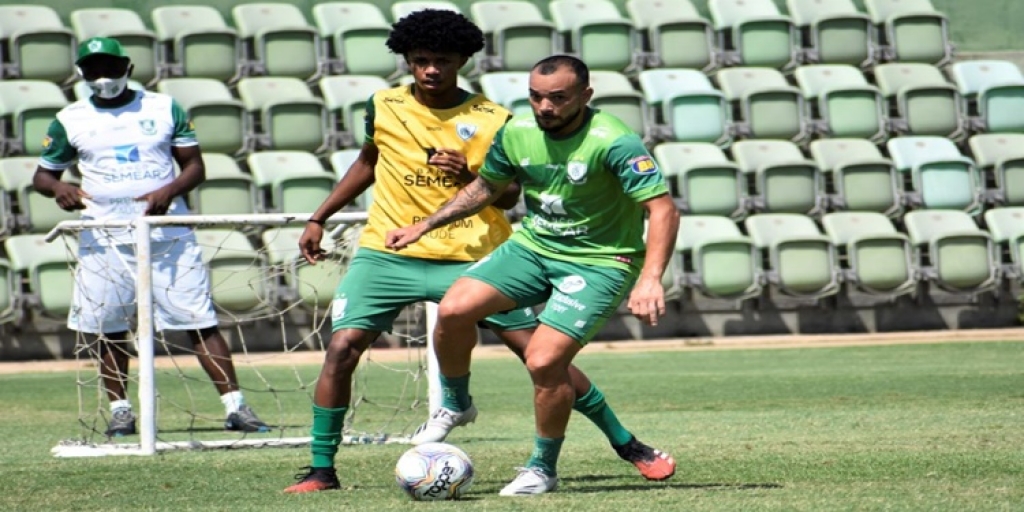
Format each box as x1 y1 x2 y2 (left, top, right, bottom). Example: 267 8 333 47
98 331 136 437
183 326 268 432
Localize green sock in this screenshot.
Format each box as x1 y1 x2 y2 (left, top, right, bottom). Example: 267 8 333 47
573 384 633 447
310 404 347 468
439 373 472 411
526 436 564 477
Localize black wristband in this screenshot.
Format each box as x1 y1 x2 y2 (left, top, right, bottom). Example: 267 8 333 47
307 218 326 226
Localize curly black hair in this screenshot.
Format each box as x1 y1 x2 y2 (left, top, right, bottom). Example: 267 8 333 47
385 9 485 57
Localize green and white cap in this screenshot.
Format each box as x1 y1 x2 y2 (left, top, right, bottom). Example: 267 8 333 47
76 37 129 64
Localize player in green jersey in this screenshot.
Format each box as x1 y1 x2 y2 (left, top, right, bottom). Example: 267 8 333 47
386 55 680 496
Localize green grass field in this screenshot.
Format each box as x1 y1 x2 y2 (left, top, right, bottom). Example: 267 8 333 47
2 341 1023 511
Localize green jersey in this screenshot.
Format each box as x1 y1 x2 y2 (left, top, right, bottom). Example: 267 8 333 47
479 109 668 272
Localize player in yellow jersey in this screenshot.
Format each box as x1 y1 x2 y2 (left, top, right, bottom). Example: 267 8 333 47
283 10 674 493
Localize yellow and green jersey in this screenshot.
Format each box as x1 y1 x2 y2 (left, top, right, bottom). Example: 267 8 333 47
358 84 513 262
478 109 669 273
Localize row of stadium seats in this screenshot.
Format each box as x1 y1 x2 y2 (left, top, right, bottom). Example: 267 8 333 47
0 0 955 86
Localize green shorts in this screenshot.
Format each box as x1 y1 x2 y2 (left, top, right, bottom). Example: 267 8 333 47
463 240 638 344
332 248 537 333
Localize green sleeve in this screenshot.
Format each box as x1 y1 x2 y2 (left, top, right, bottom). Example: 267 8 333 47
363 93 376 145
171 100 198 146
38 119 77 170
605 133 669 202
477 125 517 184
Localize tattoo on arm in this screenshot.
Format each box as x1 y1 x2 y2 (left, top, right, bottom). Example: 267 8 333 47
424 177 502 230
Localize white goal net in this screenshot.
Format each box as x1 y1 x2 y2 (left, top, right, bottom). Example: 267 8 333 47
47 213 439 457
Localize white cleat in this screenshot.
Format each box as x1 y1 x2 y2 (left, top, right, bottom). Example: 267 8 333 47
410 405 478 445
499 467 559 496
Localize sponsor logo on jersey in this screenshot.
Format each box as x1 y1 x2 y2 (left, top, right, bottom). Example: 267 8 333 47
589 127 610 138
614 255 633 265
471 104 496 114
332 297 348 321
456 123 477 141
383 96 404 104
558 275 587 294
139 119 157 136
41 135 52 148
567 161 588 184
114 145 141 163
629 155 658 175
513 118 536 128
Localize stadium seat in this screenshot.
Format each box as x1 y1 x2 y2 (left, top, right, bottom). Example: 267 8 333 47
189 153 256 216
329 149 373 210
151 5 242 82
744 213 840 299
548 0 641 73
708 0 799 70
821 211 916 296
809 138 902 217
73 80 145 101
4 233 77 319
261 225 352 309
391 1 462 19
715 67 809 143
638 69 731 146
794 64 887 143
396 74 477 93
478 72 531 116
652 142 745 219
589 71 649 139
864 0 954 65
0 256 15 324
70 8 161 86
902 209 998 294
471 1 559 73
0 5 75 83
192 228 271 316
231 3 322 81
247 151 335 214
983 207 1024 281
236 77 328 154
888 136 982 214
731 140 823 215
625 0 718 72
319 75 390 149
968 134 1024 206
786 0 875 69
874 63 965 141
312 2 398 78
0 80 68 156
947 60 1024 134
157 78 249 156
0 157 80 235
675 215 761 300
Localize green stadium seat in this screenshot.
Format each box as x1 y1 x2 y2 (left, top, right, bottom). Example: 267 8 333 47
70 8 161 86
653 142 745 219
821 211 916 296
328 149 373 211
948 60 1024 134
786 0 875 69
638 69 731 146
715 67 809 144
0 80 68 156
744 213 840 299
864 0 954 66
478 72 531 116
0 5 75 83
4 233 77 319
312 2 398 78
969 134 1024 207
231 3 322 81
794 64 887 143
874 63 965 141
471 1 559 73
157 78 249 156
731 140 823 216
983 207 1024 281
888 136 982 214
189 153 256 216
236 76 328 154
708 0 799 70
192 228 271 317
247 151 335 214
625 0 718 72
0 157 80 235
0 256 15 324
902 209 998 294
319 75 390 149
589 71 648 139
151 5 242 82
261 226 353 310
391 1 462 19
809 138 902 217
675 215 762 300
73 80 145 101
548 0 641 73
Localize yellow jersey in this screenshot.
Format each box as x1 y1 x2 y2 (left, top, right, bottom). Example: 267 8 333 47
358 85 513 261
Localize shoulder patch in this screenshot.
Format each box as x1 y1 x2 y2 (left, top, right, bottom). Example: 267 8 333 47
629 155 658 175
42 135 52 148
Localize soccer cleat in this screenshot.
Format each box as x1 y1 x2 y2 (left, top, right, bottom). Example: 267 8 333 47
283 466 340 494
409 404 478 445
224 405 270 432
499 467 559 496
613 436 676 481
105 408 137 437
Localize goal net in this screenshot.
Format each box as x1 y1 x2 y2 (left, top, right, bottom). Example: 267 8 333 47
47 213 440 457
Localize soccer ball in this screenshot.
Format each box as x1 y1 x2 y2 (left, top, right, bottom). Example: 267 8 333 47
394 442 474 501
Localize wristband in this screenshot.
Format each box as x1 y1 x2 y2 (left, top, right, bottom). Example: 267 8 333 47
307 218 326 226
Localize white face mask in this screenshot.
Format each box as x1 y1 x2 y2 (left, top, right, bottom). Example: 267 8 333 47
77 66 131 99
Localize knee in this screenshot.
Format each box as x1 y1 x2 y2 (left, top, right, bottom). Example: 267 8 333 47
437 296 478 326
323 333 366 373
524 352 566 383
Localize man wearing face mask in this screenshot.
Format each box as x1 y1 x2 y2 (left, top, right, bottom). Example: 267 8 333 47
32 37 269 438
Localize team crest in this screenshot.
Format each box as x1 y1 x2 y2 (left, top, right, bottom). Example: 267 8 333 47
629 155 659 175
567 161 588 184
138 119 157 136
41 135 52 149
88 40 103 52
456 123 477 141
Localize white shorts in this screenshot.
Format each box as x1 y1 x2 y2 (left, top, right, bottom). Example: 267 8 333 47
68 238 218 334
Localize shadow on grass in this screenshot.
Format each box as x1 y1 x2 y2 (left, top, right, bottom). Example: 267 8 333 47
560 474 783 493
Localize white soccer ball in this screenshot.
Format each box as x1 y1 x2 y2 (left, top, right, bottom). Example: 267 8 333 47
394 442 474 501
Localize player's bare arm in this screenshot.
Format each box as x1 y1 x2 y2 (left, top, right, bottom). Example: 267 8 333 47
300 142 379 265
32 168 91 211
627 193 680 326
385 175 508 250
132 145 205 215
430 147 521 209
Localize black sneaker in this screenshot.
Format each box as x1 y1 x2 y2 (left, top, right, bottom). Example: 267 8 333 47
105 408 137 438
283 466 341 493
224 405 270 432
612 436 677 481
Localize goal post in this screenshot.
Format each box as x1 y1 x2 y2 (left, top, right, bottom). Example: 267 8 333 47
45 213 442 457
